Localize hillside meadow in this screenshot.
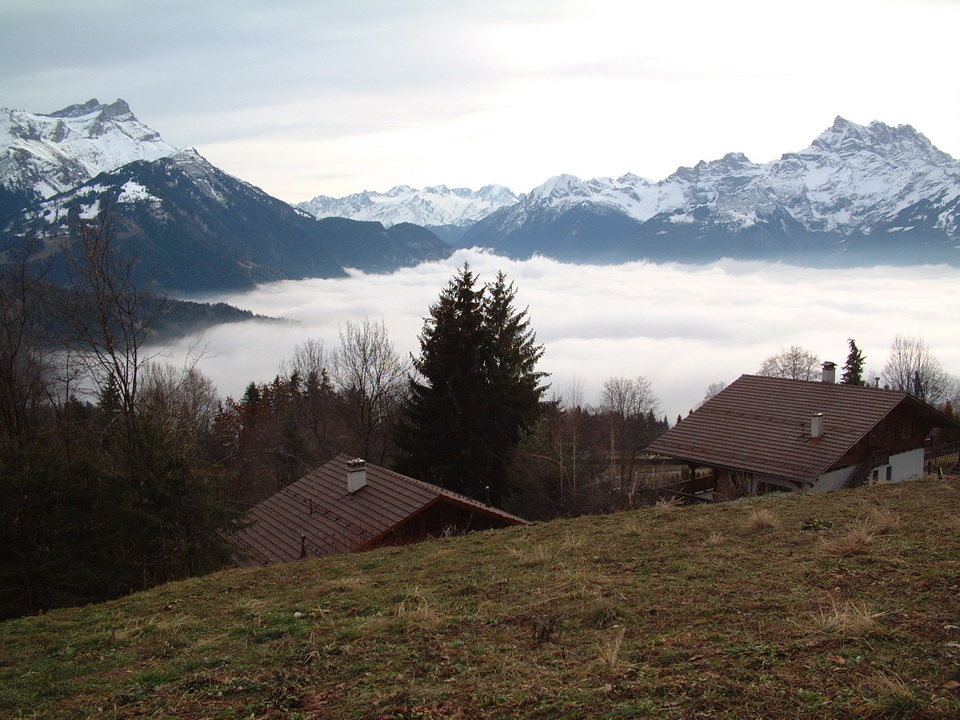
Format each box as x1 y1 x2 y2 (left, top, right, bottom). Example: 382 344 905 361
2 477 960 719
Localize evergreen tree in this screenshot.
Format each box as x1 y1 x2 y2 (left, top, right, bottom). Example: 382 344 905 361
395 265 547 505
841 338 866 385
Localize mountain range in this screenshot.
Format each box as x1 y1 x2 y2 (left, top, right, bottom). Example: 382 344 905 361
300 118 960 267
297 184 519 245
1 100 957 299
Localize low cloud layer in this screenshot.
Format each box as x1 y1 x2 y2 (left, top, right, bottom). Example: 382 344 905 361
156 251 960 420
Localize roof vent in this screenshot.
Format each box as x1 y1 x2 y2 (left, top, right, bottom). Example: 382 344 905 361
811 412 824 439
347 458 367 493
821 361 837 384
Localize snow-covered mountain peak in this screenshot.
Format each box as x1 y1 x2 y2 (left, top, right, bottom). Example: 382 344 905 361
475 184 517 202
758 117 960 233
169 146 217 171
48 98 135 125
716 151 752 168
808 116 949 165
296 183 519 228
529 174 587 202
615 172 652 186
0 98 177 201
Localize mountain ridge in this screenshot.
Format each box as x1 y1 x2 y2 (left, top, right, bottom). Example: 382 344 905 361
292 116 959 265
297 183 519 230
0 100 453 292
456 117 960 265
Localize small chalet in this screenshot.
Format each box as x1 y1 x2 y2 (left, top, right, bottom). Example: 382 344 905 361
230 454 526 566
647 364 960 500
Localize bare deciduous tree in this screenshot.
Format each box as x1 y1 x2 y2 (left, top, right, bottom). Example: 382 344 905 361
61 209 163 437
757 345 821 381
698 381 728 408
331 319 409 464
601 375 660 504
139 359 219 445
881 335 955 406
279 338 326 383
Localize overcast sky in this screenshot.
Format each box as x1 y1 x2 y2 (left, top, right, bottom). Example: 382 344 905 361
159 252 960 421
2 0 958 202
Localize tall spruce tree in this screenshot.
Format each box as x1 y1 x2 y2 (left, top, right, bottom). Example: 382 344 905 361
395 265 547 505
842 338 866 385
481 272 548 497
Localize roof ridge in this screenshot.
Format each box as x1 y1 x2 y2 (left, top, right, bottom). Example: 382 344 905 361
328 454 526 521
739 373 911 397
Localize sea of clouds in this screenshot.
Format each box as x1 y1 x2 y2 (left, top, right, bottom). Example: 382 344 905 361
157 250 960 421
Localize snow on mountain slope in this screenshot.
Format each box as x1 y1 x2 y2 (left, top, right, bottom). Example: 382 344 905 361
4 144 453 292
483 117 960 239
0 98 177 202
763 117 960 234
297 183 518 228
19 147 257 230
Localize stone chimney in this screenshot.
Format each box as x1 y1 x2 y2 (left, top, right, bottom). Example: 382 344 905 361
347 458 367 493
821 361 837 384
811 412 824 439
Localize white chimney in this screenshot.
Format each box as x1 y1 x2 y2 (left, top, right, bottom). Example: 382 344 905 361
811 412 824 439
347 458 367 493
821 361 837 384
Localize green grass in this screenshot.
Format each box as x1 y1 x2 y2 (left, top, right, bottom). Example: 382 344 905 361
3 476 960 719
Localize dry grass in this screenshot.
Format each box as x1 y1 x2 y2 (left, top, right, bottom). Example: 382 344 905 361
597 625 627 670
507 534 584 567
621 514 648 537
743 507 779 531
4 477 960 720
822 521 878 557
652 495 683 514
506 542 553 566
395 586 432 617
316 576 365 593
805 599 882 642
855 674 924 719
863 506 900 534
704 530 725 546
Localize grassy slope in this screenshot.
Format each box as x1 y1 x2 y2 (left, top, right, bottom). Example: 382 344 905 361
2 478 960 720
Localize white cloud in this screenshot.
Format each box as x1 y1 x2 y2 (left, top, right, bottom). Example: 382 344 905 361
155 252 960 420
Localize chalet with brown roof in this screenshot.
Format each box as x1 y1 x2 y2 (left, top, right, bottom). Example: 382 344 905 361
647 365 960 501
230 455 526 566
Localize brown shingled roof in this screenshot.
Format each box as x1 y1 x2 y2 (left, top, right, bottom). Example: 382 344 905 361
230 455 526 566
646 374 945 483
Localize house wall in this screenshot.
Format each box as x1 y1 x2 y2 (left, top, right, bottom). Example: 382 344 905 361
813 465 857 492
870 447 924 485
813 447 924 492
